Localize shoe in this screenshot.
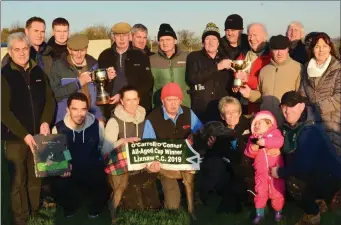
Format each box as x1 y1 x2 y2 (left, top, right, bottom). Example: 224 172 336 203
63 209 75 218
253 214 264 224
275 211 283 222
316 199 328 213
295 212 321 225
88 211 100 219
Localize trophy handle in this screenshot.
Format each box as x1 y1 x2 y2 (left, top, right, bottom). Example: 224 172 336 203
242 61 252 72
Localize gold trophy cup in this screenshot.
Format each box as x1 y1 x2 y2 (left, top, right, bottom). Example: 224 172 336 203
231 60 252 88
91 69 111 105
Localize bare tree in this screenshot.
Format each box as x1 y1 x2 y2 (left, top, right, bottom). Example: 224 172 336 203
78 25 111 40
176 29 201 52
1 22 25 43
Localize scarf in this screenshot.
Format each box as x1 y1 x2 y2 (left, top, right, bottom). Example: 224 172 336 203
307 55 332 78
67 54 91 106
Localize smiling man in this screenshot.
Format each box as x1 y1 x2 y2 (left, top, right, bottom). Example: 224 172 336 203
1 32 55 225
131 23 154 56
238 35 302 126
47 17 70 60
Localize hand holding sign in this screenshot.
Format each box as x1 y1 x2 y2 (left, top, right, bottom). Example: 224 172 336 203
145 161 161 173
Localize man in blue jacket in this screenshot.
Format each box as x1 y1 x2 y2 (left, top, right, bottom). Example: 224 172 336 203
271 91 341 225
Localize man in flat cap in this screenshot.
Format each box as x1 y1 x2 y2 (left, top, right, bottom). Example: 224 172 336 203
98 22 154 119
238 35 303 126
219 14 250 60
47 34 116 123
150 23 191 108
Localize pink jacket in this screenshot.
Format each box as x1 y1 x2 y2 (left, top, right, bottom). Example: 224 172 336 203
244 110 285 210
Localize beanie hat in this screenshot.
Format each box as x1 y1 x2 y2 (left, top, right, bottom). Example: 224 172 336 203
202 22 220 43
160 82 183 100
224 14 243 30
157 23 177 40
270 35 290 50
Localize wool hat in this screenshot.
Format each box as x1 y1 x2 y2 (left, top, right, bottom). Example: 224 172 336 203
161 82 183 100
202 22 220 43
270 35 290 50
280 91 307 107
111 22 131 34
157 23 177 40
224 14 243 30
67 34 89 50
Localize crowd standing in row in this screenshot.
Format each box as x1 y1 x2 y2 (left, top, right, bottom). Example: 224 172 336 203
1 14 341 225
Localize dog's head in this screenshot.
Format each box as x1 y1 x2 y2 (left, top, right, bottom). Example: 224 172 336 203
189 121 233 157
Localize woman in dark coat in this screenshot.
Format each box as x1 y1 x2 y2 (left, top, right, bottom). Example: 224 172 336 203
199 96 254 213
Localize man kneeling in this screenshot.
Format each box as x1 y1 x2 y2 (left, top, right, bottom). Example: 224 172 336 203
52 92 108 219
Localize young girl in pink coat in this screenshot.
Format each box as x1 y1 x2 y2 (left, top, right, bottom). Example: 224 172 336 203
244 111 285 224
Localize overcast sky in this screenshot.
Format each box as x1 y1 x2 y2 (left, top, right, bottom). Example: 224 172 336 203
1 1 340 40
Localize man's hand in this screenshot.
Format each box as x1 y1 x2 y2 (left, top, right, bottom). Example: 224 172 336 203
235 71 249 83
24 134 37 153
78 71 92 86
61 164 72 178
267 149 280 156
207 136 216 148
109 94 120 105
146 161 161 173
217 59 232 71
271 166 280 178
239 84 251 98
256 138 265 147
40 122 50 136
250 144 259 151
106 67 116 80
122 137 141 145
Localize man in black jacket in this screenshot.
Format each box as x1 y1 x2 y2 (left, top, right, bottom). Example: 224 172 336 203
98 22 154 119
47 17 69 60
131 23 154 56
219 14 250 60
271 91 341 225
186 22 234 123
1 32 55 225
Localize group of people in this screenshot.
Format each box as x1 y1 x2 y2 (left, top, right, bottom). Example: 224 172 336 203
1 13 341 225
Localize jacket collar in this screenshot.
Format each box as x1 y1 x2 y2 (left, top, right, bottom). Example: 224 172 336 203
10 59 37 72
112 104 146 124
158 44 180 59
270 56 293 67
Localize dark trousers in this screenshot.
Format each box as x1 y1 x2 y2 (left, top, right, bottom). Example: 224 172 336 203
288 173 341 215
4 141 41 225
53 164 108 213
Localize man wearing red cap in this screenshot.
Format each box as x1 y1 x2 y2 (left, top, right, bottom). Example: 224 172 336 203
142 82 202 210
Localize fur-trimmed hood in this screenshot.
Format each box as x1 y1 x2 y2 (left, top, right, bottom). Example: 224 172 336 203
251 110 278 137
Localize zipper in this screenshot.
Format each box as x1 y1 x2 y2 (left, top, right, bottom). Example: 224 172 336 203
27 84 37 134
169 59 174 81
263 148 272 194
119 54 122 69
22 69 37 134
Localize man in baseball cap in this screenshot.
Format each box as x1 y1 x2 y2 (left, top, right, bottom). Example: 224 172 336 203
272 90 341 225
219 14 250 60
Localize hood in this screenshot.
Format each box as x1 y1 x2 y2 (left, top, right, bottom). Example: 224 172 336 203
63 112 95 143
113 104 146 124
251 110 278 136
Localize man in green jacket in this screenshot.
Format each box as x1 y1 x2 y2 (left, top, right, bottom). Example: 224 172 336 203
150 23 191 108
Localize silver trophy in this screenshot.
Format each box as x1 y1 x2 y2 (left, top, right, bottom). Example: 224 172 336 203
91 69 111 105
231 60 252 88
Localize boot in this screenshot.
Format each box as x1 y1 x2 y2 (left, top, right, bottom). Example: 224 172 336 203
295 212 320 225
315 200 328 213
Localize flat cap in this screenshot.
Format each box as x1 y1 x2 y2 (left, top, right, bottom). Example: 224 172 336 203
270 35 290 50
111 22 131 34
67 34 89 50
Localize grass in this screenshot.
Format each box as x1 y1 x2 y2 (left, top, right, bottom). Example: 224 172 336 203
25 196 341 225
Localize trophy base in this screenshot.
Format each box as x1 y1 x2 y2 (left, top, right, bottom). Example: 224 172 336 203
96 96 110 105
